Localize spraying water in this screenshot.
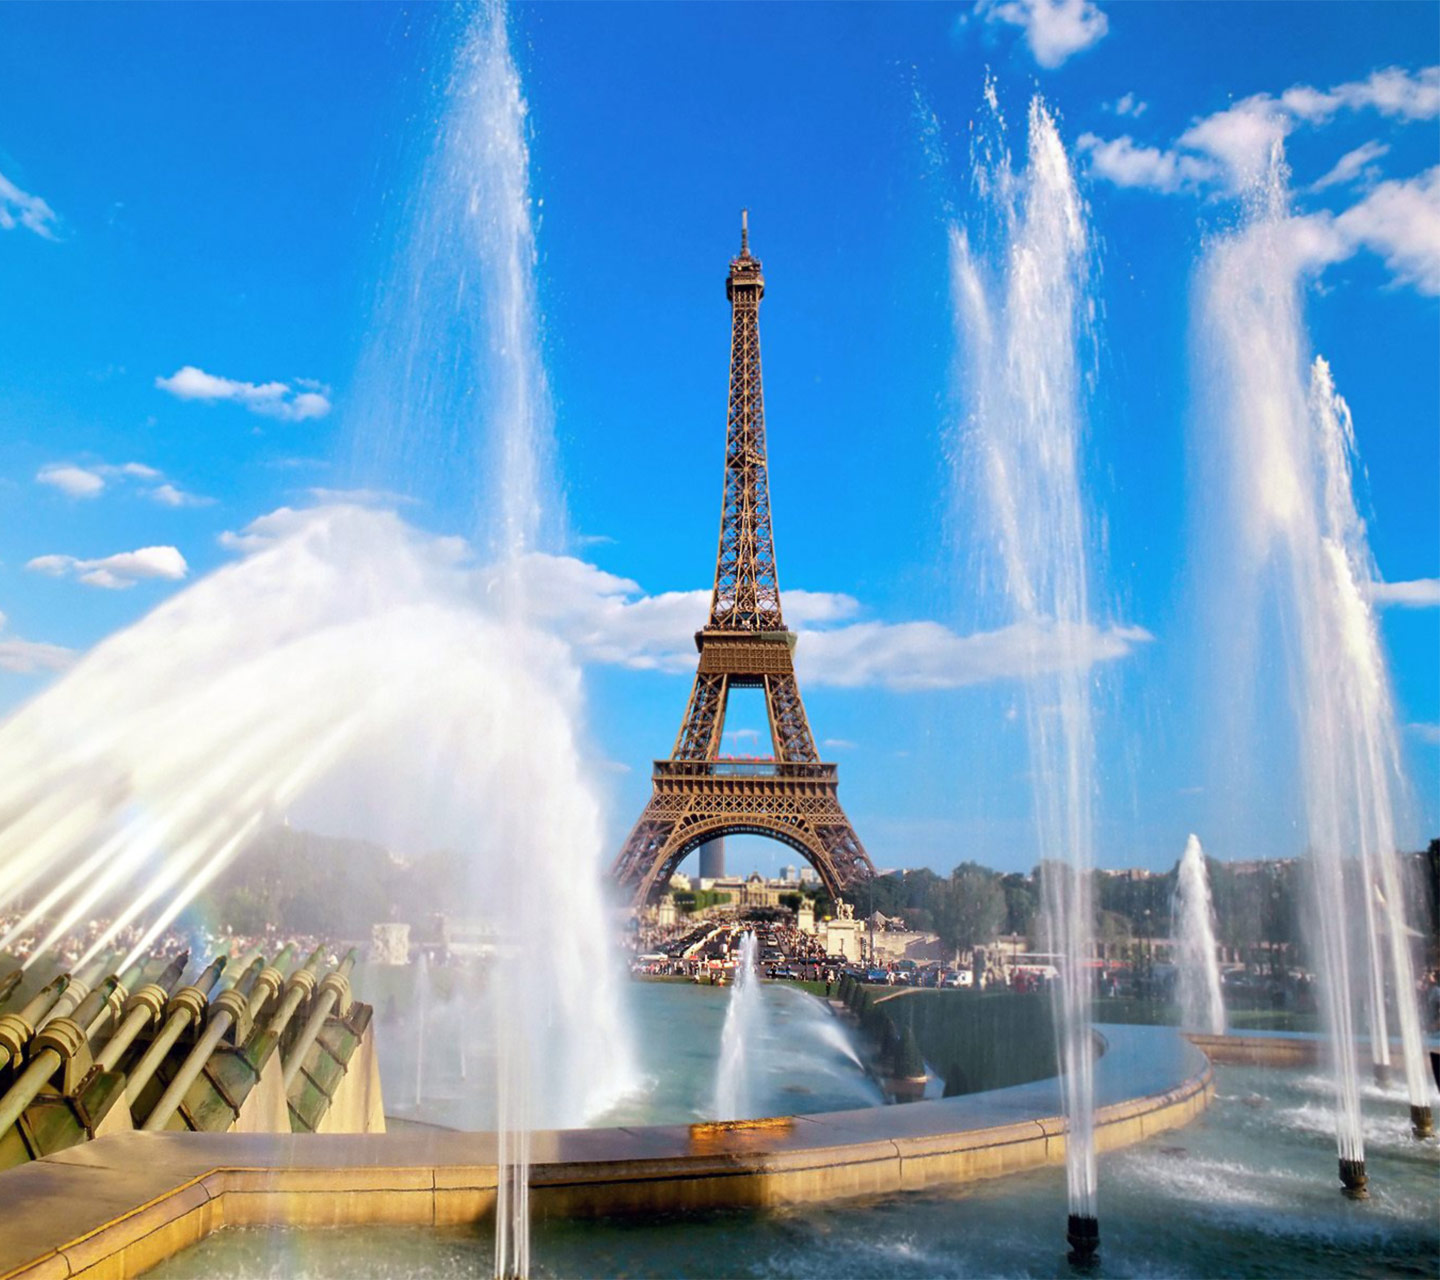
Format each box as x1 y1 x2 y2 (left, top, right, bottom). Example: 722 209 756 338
1193 145 1432 1189
1172 835 1225 1036
348 4 630 1271
0 15 638 1280
950 89 1102 1250
713 932 763 1121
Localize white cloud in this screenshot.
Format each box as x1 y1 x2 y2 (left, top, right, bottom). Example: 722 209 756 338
1076 133 1215 193
26 545 189 590
1309 140 1390 193
217 504 1156 693
1368 577 1440 608
1110 92 1147 118
147 483 214 509
1407 722 1440 746
976 0 1108 69
0 611 73 674
1283 168 1440 295
1281 65 1440 124
36 459 209 506
1333 166 1440 295
795 618 1152 690
1177 96 1291 190
155 365 332 422
0 169 58 239
36 464 105 498
1083 65 1438 197
487 550 1148 689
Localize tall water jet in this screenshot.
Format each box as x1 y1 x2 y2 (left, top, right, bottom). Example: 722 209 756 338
1193 145 1432 1191
1172 835 1225 1036
950 89 1102 1263
345 4 633 1272
713 932 763 1121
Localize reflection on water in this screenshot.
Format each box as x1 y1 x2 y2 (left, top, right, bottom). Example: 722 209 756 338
147 1064 1437 1279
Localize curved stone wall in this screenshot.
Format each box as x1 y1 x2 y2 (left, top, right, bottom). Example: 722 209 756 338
0 1024 1212 1279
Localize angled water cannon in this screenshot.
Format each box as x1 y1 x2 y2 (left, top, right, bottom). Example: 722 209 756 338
245 943 298 1024
0 968 22 1011
88 953 192 1077
281 948 380 1134
0 976 70 1075
0 977 120 1144
123 955 228 1106
283 948 358 1090
140 955 267 1131
82 955 160 1042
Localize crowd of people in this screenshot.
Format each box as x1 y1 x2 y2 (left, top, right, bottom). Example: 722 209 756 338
0 912 342 982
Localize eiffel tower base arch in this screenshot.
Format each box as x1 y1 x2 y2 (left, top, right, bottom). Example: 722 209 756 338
610 762 872 907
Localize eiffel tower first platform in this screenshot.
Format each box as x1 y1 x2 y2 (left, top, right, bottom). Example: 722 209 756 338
610 214 877 908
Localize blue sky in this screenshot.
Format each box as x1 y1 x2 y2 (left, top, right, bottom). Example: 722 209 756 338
1 1 1435 877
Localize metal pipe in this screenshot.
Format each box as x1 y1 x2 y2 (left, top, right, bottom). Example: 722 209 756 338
0 978 119 1138
281 949 358 1090
83 957 156 1041
245 943 297 1024
91 954 190 1075
0 976 70 1073
123 957 228 1104
141 955 268 1132
258 947 325 1043
34 955 111 1033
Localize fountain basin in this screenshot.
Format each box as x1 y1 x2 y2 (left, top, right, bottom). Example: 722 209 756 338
0 1025 1209 1278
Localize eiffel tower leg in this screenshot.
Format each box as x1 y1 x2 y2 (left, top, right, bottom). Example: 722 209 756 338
610 801 680 904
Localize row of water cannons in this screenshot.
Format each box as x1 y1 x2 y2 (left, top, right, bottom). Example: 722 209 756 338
0 942 371 1163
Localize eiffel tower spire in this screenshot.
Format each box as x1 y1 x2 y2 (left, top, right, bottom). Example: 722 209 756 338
711 208 781 631
610 218 876 907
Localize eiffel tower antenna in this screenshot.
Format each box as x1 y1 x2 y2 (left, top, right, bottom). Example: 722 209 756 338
610 219 876 907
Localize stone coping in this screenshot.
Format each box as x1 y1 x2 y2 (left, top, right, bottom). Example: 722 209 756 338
0 1024 1212 1280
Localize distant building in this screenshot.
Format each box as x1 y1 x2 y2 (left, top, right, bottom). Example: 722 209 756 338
798 866 819 886
780 864 798 883
699 838 726 879
669 872 692 892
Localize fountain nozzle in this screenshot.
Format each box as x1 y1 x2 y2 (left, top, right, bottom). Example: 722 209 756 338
1338 1157 1368 1199
1066 1214 1099 1268
1410 1105 1433 1140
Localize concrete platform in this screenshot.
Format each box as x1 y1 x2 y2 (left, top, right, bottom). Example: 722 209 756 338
0 1024 1212 1280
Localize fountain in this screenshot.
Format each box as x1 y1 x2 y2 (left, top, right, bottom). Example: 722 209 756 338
712 932 763 1122
1193 142 1434 1190
1173 835 1226 1036
1 8 1437 1278
950 86 1103 1265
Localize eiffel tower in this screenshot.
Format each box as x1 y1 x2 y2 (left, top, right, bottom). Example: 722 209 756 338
610 214 877 907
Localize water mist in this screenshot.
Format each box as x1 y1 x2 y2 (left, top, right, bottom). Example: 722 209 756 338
1172 835 1225 1036
1194 147 1433 1195
951 89 1103 1263
713 932 763 1122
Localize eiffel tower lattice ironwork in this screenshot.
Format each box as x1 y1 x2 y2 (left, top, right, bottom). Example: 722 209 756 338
610 214 877 907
